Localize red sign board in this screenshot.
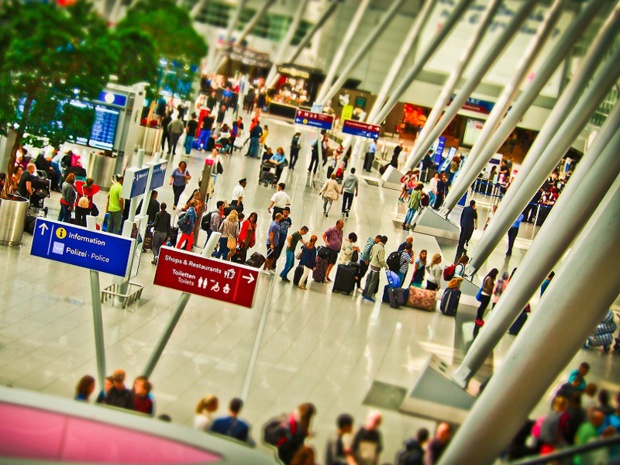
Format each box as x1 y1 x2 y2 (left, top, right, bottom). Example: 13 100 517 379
342 119 382 140
154 247 259 308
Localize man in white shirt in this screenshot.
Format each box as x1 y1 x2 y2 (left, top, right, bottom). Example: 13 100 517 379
268 182 290 220
231 178 247 210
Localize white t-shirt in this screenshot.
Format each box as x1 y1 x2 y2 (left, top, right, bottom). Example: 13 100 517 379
429 177 438 193
232 185 245 201
194 413 214 432
271 190 290 208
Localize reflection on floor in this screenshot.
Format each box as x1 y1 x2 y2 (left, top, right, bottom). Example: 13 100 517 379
1 113 618 462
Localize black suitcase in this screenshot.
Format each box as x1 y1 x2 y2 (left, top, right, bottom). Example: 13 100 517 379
440 288 461 316
168 227 179 247
245 252 266 269
508 311 528 335
293 265 305 286
313 256 329 283
24 215 37 235
332 264 356 294
382 285 400 308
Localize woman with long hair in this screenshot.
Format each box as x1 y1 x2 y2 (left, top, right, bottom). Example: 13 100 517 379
319 174 340 217
169 161 191 209
410 249 427 288
237 211 258 262
277 402 317 465
217 209 239 260
298 235 318 291
58 173 76 223
75 375 95 401
473 268 499 339
194 395 219 432
425 253 443 291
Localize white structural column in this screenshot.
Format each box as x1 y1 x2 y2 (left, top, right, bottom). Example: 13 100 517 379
453 100 620 386
210 0 253 73
439 176 620 465
314 0 372 105
318 0 409 106
406 0 503 159
440 0 568 214
190 0 207 19
264 0 311 88
399 0 538 172
340 0 437 154
466 6 620 275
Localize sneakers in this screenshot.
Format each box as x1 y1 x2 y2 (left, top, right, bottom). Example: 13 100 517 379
475 319 485 326
362 295 375 303
281 277 291 283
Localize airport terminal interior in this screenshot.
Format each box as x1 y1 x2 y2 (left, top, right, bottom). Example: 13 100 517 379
0 0 619 464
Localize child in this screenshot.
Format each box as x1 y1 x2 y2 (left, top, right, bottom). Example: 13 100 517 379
133 376 154 416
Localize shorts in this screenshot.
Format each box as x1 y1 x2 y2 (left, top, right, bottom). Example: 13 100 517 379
326 247 338 265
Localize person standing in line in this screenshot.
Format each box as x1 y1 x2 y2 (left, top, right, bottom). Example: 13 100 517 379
363 138 378 172
341 168 359 217
280 225 309 282
106 174 124 235
210 398 252 443
167 115 185 156
184 112 198 156
397 242 414 286
491 271 509 309
216 210 239 261
169 161 191 210
246 120 263 158
352 411 383 465
161 110 173 154
425 253 443 291
410 249 427 288
403 183 424 230
237 211 258 262
151 202 171 265
362 235 388 303
506 213 524 256
58 173 76 223
308 136 320 174
428 172 439 207
326 414 355 465
105 369 134 411
422 149 434 181
395 428 429 465
424 423 452 465
398 236 414 252
455 200 478 262
198 113 215 151
176 200 198 251
275 207 292 262
194 395 219 432
339 232 359 266
319 174 340 217
268 183 291 220
74 375 96 402
290 132 301 169
473 268 499 339
433 173 448 209
322 219 345 282
358 235 381 293
298 235 318 290
263 213 282 274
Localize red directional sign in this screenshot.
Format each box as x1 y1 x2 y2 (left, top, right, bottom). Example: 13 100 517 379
342 119 381 140
294 109 334 131
154 247 259 308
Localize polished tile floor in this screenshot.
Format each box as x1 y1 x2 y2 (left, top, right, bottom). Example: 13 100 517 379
1 114 618 463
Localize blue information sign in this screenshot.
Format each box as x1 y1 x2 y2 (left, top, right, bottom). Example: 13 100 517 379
122 167 150 199
31 219 133 277
294 109 334 131
149 161 168 190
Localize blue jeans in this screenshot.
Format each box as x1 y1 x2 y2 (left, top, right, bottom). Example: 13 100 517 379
429 191 436 207
216 236 229 260
58 204 72 223
184 135 195 154
197 129 210 149
404 207 418 225
280 250 295 279
247 137 260 158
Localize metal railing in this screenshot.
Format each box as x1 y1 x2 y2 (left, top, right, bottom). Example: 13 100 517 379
509 435 620 465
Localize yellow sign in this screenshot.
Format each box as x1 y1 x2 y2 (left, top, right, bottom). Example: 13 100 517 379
56 228 67 239
341 105 353 121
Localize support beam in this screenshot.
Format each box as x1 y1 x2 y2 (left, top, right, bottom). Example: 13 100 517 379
440 0 568 214
399 0 538 172
466 6 620 274
264 0 311 89
190 0 207 20
210 0 251 74
314 0 372 105
454 100 620 386
439 177 620 465
318 0 409 106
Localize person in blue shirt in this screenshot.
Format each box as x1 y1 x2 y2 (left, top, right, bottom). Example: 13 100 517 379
269 146 287 183
210 398 252 443
363 139 378 172
567 362 589 392
541 271 555 295
506 213 524 256
75 375 95 402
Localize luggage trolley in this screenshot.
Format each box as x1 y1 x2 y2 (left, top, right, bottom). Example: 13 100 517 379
29 172 51 217
258 160 287 188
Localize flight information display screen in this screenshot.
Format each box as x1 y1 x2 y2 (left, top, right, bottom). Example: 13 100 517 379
89 105 120 150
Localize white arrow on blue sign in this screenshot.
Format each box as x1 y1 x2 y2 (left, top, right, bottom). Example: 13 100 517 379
30 218 134 277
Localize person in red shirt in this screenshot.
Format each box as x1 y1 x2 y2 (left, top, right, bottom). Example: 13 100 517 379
132 376 154 416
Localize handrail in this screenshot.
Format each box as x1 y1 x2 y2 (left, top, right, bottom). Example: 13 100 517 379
509 436 620 465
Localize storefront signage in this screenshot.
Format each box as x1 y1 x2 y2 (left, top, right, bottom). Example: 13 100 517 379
31 219 133 277
294 109 334 131
154 247 259 309
341 105 354 121
342 119 381 140
449 95 496 115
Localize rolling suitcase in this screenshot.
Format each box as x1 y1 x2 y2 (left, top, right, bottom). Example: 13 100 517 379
406 286 437 311
245 252 266 268
293 265 305 286
332 264 356 294
382 285 399 308
440 288 461 316
313 256 329 283
508 311 528 335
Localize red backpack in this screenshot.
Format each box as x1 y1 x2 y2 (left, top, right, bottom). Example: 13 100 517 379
443 264 456 281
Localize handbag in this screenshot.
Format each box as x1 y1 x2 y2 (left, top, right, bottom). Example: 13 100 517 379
476 288 483 302
227 236 237 250
296 246 304 260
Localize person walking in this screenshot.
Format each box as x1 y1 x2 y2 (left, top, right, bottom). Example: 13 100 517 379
58 173 76 223
403 183 424 230
298 235 318 290
341 168 359 217
106 174 124 235
169 161 191 209
167 115 185 156
184 112 198 156
231 178 247 211
362 236 388 302
322 219 344 282
455 200 477 262
216 210 239 261
161 110 172 154
506 213 524 256
473 268 499 339
280 225 308 282
289 132 301 169
197 113 214 151
319 174 340 217
308 136 321 174
425 253 443 291
151 202 171 265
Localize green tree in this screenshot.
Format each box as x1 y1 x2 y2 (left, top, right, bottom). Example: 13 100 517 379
109 28 159 91
0 0 117 197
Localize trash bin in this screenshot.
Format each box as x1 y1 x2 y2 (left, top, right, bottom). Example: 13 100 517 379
137 125 163 157
88 152 117 190
0 194 29 246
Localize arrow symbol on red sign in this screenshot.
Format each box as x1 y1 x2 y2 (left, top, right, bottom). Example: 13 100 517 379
243 274 255 284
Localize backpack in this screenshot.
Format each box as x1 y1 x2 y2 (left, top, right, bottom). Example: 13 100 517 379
421 192 429 207
386 250 403 272
201 210 217 231
443 264 456 281
177 211 192 233
263 414 290 447
77 195 90 209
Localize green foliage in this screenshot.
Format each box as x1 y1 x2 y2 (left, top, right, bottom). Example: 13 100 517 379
109 28 158 90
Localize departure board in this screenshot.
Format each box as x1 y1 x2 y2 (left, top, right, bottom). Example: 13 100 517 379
89 105 120 150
